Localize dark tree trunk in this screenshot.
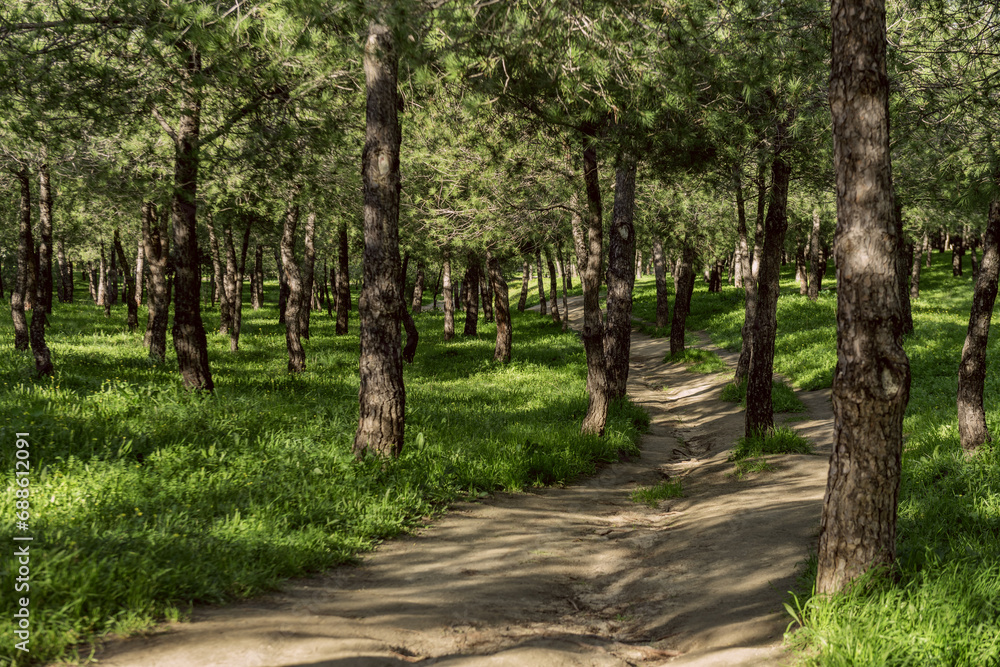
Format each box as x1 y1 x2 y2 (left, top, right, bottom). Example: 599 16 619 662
736 161 769 382
924 232 932 267
652 237 670 328
281 202 305 372
463 251 480 335
745 124 792 436
251 244 263 310
970 243 979 279
431 265 442 311
38 164 53 314
108 230 118 307
98 242 108 314
535 246 547 315
604 157 637 401
957 200 1000 451
411 260 425 313
276 245 289 324
817 0 911 595
910 239 921 299
556 241 571 331
443 250 455 340
56 238 69 303
545 247 560 324
11 168 31 351
488 252 512 362
207 213 228 330
795 242 809 295
572 135 611 436
481 260 494 323
808 209 824 300
134 236 144 308
336 221 350 334
952 234 964 276
301 212 316 341
354 12 405 459
399 258 419 364
143 203 170 361
222 223 242 352
517 257 530 312
895 204 913 336
169 46 214 391
29 299 52 376
113 229 139 332
670 240 696 356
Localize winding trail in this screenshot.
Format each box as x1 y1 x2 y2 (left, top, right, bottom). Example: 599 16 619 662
87 299 834 667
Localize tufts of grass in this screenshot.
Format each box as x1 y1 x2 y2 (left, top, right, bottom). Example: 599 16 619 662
631 479 684 506
730 458 775 479
720 377 806 413
730 427 813 461
666 348 728 374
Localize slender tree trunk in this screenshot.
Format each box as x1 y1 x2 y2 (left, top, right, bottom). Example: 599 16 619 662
143 203 170 361
29 289 53 376
746 123 793 436
206 212 228 330
281 202 305 372
411 261 425 313
108 230 118 307
652 237 670 328
895 204 913 336
336 221 350 334
11 168 32 351
354 12 406 459
808 209 824 300
98 242 108 313
957 200 1000 451
573 132 611 435
535 246 547 315
952 234 964 276
517 257 530 312
557 241 571 331
301 212 316 341
113 229 139 332
251 244 264 310
910 239 921 299
546 247 561 324
970 244 979 278
924 232 932 267
795 242 809 295
734 164 750 290
817 0 911 595
87 262 97 304
276 245 288 324
604 156 637 401
670 240 696 356
37 164 54 314
223 223 242 352
399 258 419 364
134 237 144 308
56 238 69 303
487 252 512 362
431 265 442 311
463 251 481 335
443 250 455 340
736 162 769 382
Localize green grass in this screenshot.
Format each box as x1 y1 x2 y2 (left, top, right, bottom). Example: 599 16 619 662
730 427 813 461
0 282 646 665
631 257 1000 666
731 457 775 478
630 479 683 506
720 377 807 413
665 348 728 374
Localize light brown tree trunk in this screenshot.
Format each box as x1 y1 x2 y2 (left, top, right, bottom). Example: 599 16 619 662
670 240 696 356
487 252 512 362
98 242 108 313
443 250 455 340
652 237 670 328
11 168 31 351
38 164 53 314
545 247 560 324
952 234 964 276
276 245 288 324
336 221 350 334
957 200 1000 451
87 262 97 304
301 211 316 341
817 0 910 595
910 238 922 299
604 156 637 401
795 242 809 295
463 251 480 336
281 202 305 372
734 164 750 290
143 202 170 361
354 11 405 459
108 228 118 307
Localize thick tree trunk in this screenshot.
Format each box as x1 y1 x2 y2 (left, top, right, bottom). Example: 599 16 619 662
251 244 264 310
38 164 53 314
573 134 611 436
463 251 480 335
11 169 32 351
652 237 670 328
301 212 316 341
487 252 512 362
169 46 214 391
113 229 139 332
604 157 637 401
670 240 696 356
443 250 455 340
957 200 1000 451
517 257 530 312
817 0 911 595
545 247 560 324
354 13 406 459
535 247 547 316
281 202 305 372
411 261 425 313
143 203 170 361
336 221 350 334
745 125 792 436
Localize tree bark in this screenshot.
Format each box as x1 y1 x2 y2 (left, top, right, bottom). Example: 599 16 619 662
108 229 118 307
411 260 425 313
817 0 911 595
604 156 637 401
134 236 144 308
38 164 54 314
517 256 530 312
735 165 750 291
488 252 512 362
281 202 305 372
222 222 242 351
206 212 228 330
98 242 108 313
952 234 964 276
276 245 288 324
556 240 571 331
462 251 480 335
481 260 494 323
535 246 547 315
143 202 170 361
87 262 97 304
11 168 32 351
895 203 913 336
795 242 809 295
736 161 769 382
670 240 696 356
652 237 670 328
113 229 139 332
301 211 316 341
443 250 455 340
808 209 824 300
910 238 922 299
546 247 561 324
56 238 71 303
354 11 405 459
957 200 1000 451
399 258 419 364
251 244 264 310
745 123 792 436
336 220 350 334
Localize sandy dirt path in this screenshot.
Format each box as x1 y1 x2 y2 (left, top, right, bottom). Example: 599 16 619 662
85 300 834 667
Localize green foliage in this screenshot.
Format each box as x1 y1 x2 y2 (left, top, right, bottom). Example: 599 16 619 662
0 284 645 664
730 457 775 479
631 479 683 507
665 348 728 374
720 377 807 413
730 427 812 461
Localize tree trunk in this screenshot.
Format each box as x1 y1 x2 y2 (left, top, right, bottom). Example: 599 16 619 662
924 232 932 268
517 257 530 312
169 46 214 391
113 229 139 332
735 163 750 290
276 245 288 324
952 234 964 276
910 239 921 299
301 212 316 341
604 156 637 401
573 133 611 436
143 202 170 361
443 250 455 340
970 244 979 279
817 0 911 595
487 252 512 362
463 251 481 335
354 12 405 459
399 258 419 364
11 168 31 351
38 164 53 314
56 238 70 303
29 292 52 376
556 241 571 331
957 200 1000 451
795 242 809 295
134 236 144 308
736 162 769 382
222 223 242 352
652 237 670 328
206 212 228 330
545 247 560 324
670 240 696 356
108 229 118 307
336 220 350 334
98 242 108 313
895 204 913 336
535 246 547 316
251 244 264 310
411 260 425 313
745 123 792 436
481 260 494 323
87 262 97 304
281 202 305 372
808 209 824 300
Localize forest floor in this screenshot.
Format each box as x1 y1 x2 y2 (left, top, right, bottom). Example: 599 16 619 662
84 299 834 667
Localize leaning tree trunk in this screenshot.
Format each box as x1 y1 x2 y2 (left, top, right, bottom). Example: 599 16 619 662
11 168 32 351
442 250 455 340
38 164 53 314
545 247 561 324
604 156 637 401
816 0 911 595
353 12 405 459
336 220 350 334
143 202 170 362
281 202 306 373
571 131 611 436
411 260 425 313
745 123 792 436
517 256 530 312
113 229 139 332
957 199 1000 452
652 237 670 328
488 252 512 362
535 246 547 316
670 240 696 356
301 212 316 341
463 251 480 336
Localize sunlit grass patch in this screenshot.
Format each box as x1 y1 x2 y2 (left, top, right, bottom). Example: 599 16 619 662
665 347 727 373
720 377 806 413
630 479 683 506
730 426 812 461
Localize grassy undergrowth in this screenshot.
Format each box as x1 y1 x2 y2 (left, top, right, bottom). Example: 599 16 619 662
634 258 1000 666
665 347 728 373
720 377 807 413
0 283 647 665
631 479 684 506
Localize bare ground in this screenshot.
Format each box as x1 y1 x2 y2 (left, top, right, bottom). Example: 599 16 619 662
83 300 834 667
